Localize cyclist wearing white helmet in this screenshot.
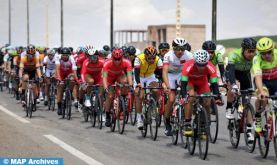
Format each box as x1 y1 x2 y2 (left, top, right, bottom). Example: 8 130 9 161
180 49 223 136
162 37 193 136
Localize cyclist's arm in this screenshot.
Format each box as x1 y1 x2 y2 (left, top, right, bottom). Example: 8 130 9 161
133 57 141 84
155 59 163 82
162 64 170 88
55 64 61 80
126 60 133 86
218 64 225 82
226 63 236 84
255 75 264 93
35 57 42 78
252 56 263 93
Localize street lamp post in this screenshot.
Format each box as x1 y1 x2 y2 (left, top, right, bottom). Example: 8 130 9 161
27 0 30 45
212 0 217 42
61 0 64 47
110 0 114 48
8 0 11 45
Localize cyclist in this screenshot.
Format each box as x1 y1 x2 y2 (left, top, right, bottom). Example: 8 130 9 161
13 46 23 100
158 42 170 61
102 48 133 127
252 37 277 133
225 38 257 142
37 46 47 101
163 37 193 136
126 46 137 66
80 48 104 109
55 47 78 115
202 40 225 82
180 50 223 136
134 46 163 130
43 49 57 106
19 45 42 106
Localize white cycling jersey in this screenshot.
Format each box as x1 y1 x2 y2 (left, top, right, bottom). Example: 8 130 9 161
163 50 193 89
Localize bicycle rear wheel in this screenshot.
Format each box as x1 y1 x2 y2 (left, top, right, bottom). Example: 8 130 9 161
186 118 196 155
257 111 270 158
117 97 127 134
171 106 179 145
90 107 96 127
228 107 240 148
149 101 159 141
198 109 209 160
65 91 72 120
243 104 256 153
209 100 219 143
110 108 116 132
141 112 148 137
96 96 103 129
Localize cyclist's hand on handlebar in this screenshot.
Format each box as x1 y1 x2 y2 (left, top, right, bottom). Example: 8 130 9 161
258 90 268 100
136 83 142 88
215 95 224 106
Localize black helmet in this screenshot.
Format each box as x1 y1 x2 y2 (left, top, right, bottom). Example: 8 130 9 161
103 45 110 51
27 44 36 54
127 46 136 55
241 38 256 50
202 41 216 51
60 47 71 55
184 43 191 51
121 46 128 53
158 42 170 50
68 47 73 53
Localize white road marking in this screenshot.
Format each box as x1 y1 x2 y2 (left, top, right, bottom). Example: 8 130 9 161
44 134 103 165
0 105 30 124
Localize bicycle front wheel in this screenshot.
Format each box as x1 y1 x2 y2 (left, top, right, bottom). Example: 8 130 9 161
243 104 256 153
117 97 127 134
257 111 270 158
96 96 103 129
198 109 209 160
209 99 219 143
171 106 180 145
149 101 159 141
65 91 72 120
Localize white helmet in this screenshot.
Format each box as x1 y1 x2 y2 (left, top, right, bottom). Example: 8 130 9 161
194 49 210 65
87 48 97 56
172 37 187 47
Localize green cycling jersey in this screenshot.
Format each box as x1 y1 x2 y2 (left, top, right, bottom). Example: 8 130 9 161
228 48 256 71
210 50 224 66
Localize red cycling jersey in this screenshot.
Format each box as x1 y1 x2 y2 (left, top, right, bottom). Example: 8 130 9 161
81 58 104 84
75 52 87 68
56 56 77 80
181 59 218 94
102 59 132 84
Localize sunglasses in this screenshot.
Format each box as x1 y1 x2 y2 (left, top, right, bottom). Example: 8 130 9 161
246 49 256 53
146 56 155 61
261 50 272 56
113 58 121 61
196 63 207 67
173 46 185 51
89 55 98 60
160 49 169 52
207 50 215 54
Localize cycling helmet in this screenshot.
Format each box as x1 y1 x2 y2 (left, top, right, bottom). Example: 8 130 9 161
112 48 124 59
36 46 46 52
46 49 56 56
121 46 128 53
103 45 110 51
60 47 71 55
144 46 157 57
172 37 187 47
27 44 36 54
68 47 73 53
87 48 97 56
241 38 256 50
16 46 23 54
194 49 210 65
127 46 136 55
158 42 170 50
256 37 275 52
202 41 216 51
8 49 17 56
184 43 191 51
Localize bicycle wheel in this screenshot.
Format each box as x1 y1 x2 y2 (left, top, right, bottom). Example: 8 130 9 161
96 96 103 129
141 112 148 137
90 106 96 127
257 111 270 158
149 100 159 141
28 90 33 119
186 118 196 155
50 85 56 111
157 96 164 127
179 107 187 148
65 91 72 120
83 107 89 122
62 100 66 119
171 105 179 145
209 99 219 143
117 97 127 134
228 107 240 148
273 115 277 158
110 108 116 132
198 109 209 160
243 104 256 153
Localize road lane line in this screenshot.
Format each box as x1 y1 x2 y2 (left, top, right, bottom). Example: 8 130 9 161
0 105 30 124
44 134 103 165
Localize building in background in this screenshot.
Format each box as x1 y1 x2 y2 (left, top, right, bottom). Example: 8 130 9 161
115 24 206 51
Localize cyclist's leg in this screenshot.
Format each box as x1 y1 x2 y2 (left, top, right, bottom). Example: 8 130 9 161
104 77 116 126
183 84 195 136
135 76 146 129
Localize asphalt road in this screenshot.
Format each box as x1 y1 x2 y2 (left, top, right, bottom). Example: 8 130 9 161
0 90 276 165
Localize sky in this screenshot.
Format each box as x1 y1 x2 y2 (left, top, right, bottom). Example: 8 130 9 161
0 0 276 48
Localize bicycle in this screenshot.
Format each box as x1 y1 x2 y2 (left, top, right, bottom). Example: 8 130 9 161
185 94 218 160
24 79 36 118
226 88 256 153
140 83 163 141
0 68 4 91
60 77 73 120
170 82 187 148
257 94 277 158
48 75 56 111
109 84 131 134
83 84 104 129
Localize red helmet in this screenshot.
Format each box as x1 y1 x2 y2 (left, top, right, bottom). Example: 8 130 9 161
112 48 123 59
